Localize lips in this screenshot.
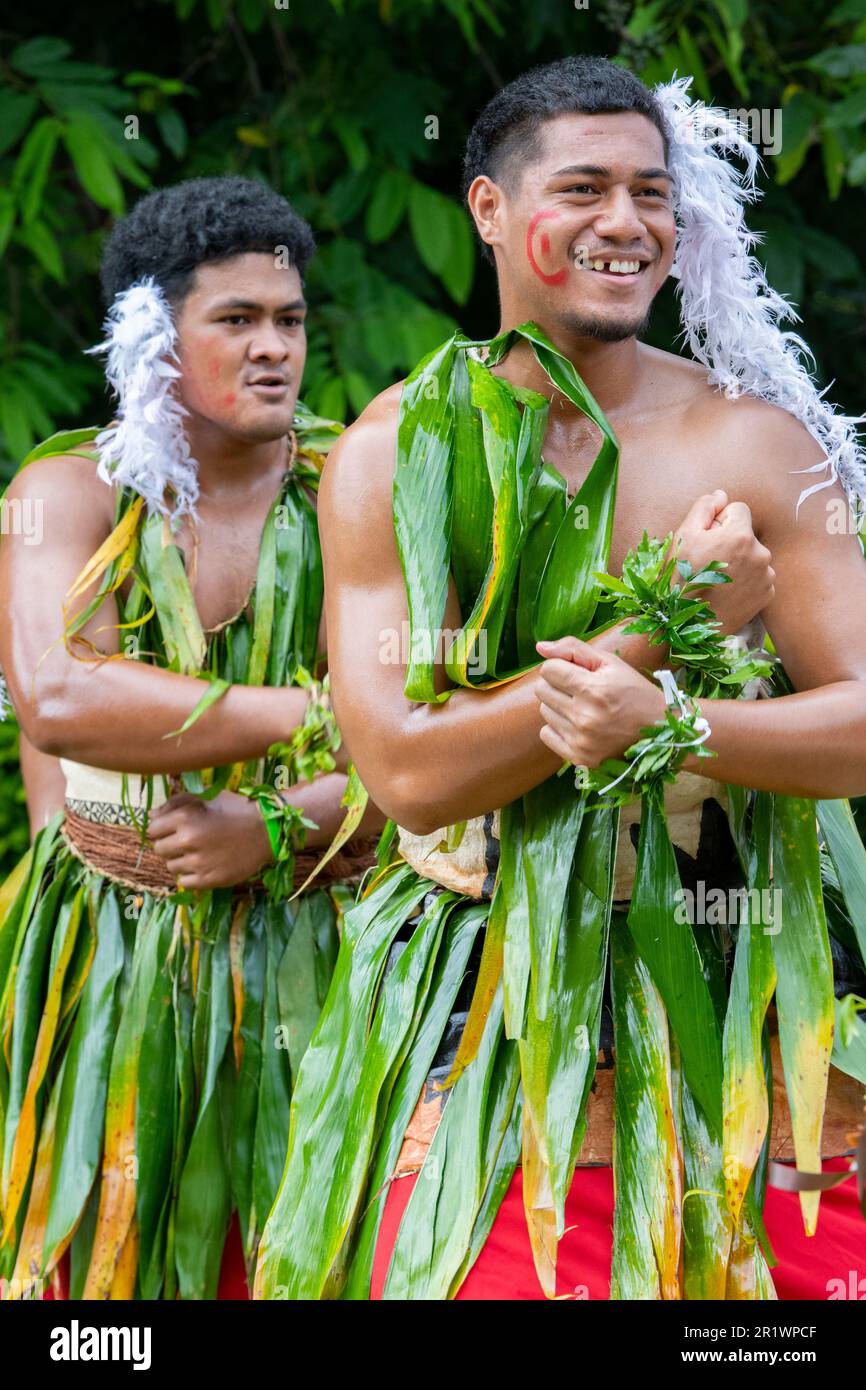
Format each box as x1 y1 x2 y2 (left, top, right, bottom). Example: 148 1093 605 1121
583 264 647 285
246 377 290 398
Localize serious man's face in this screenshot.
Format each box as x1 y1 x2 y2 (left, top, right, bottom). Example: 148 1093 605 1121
486 111 676 342
173 253 307 441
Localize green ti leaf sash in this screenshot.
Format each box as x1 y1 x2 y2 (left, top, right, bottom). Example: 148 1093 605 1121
257 328 857 1302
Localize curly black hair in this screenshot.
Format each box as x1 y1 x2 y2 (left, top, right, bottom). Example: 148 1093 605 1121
99 174 316 306
463 56 670 257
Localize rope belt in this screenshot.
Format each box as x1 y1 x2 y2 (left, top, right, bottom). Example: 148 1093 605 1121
61 806 379 899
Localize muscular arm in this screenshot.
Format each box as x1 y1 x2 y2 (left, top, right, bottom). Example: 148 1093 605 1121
0 457 308 773
684 410 866 796
323 392 682 835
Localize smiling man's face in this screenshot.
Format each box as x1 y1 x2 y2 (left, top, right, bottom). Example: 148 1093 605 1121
173 252 307 442
471 110 677 342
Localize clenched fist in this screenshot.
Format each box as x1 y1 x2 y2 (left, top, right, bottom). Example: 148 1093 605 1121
674 491 775 634
148 790 274 891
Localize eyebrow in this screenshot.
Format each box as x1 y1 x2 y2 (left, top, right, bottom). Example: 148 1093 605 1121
549 164 673 183
210 297 307 312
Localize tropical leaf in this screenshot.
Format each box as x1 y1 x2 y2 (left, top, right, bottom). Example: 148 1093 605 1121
610 910 681 1300
134 898 177 1299
9 1054 65 1293
818 796 866 966
626 784 724 1136
82 897 165 1298
831 995 866 1082
1 873 80 1244
519 800 617 1295
290 763 369 898
343 901 486 1298
43 885 126 1270
138 512 206 676
723 793 776 1226
254 866 432 1298
382 985 518 1299
174 895 233 1299
770 796 834 1235
393 336 457 703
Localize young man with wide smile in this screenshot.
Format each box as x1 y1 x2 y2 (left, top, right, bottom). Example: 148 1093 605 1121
255 57 866 1303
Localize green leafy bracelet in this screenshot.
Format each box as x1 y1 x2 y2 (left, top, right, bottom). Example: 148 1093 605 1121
578 669 715 805
573 524 776 804
594 531 773 699
239 784 317 902
265 666 341 786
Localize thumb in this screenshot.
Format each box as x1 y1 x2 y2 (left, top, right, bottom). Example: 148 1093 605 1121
536 637 603 669
680 490 728 533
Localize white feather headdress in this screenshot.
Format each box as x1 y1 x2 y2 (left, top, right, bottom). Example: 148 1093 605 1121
653 75 866 514
86 276 199 523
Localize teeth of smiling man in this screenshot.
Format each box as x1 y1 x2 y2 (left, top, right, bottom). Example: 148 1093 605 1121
572 246 641 274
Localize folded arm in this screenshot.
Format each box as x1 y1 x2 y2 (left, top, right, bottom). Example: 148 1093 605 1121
0 456 309 773
536 410 866 800
682 422 866 797
319 393 770 834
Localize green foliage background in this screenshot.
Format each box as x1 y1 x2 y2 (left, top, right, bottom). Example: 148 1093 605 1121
1 0 864 871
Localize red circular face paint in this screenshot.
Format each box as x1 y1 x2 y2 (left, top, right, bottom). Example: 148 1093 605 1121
526 210 569 287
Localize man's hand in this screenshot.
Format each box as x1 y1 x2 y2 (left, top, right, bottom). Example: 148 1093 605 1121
674 491 775 634
535 637 666 768
148 790 273 891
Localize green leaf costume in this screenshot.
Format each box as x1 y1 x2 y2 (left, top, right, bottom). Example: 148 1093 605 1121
256 325 865 1301
0 404 356 1299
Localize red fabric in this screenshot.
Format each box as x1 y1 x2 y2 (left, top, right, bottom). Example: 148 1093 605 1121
217 1213 250 1299
45 1213 250 1301
371 1158 865 1300
41 1160 864 1300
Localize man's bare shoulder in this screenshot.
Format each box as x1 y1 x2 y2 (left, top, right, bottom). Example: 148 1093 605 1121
643 344 816 453
320 381 404 517
635 345 833 522
640 344 818 446
637 343 716 408
681 369 832 526
5 450 117 531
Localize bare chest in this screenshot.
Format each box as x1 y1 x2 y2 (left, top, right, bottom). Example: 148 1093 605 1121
122 508 269 635
543 411 756 575
182 530 262 632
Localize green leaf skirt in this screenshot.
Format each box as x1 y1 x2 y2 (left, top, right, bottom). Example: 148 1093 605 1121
0 815 340 1299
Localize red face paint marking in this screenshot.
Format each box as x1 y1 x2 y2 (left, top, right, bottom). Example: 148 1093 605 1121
527 210 568 286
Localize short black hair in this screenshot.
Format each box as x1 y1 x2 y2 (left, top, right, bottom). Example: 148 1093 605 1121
463 55 670 245
99 174 316 306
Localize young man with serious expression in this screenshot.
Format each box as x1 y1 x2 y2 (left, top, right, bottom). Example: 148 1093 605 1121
0 176 382 1300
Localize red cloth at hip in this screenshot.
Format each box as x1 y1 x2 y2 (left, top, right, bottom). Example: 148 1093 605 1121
370 1158 864 1300
45 1160 863 1300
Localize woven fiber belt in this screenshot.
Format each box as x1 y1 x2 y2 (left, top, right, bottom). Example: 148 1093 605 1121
62 805 378 898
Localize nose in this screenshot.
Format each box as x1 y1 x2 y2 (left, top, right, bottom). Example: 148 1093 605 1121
591 184 647 242
249 321 290 362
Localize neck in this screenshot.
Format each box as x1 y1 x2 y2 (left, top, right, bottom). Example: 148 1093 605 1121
494 305 644 421
182 416 291 501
